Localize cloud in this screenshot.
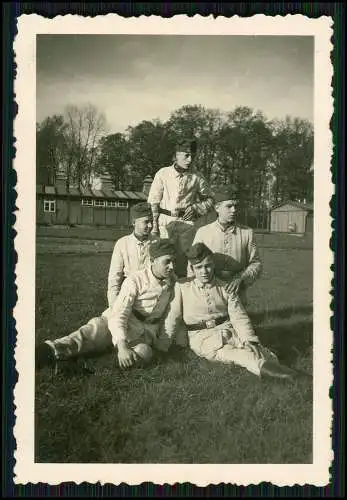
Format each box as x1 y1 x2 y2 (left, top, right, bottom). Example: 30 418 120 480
36 35 314 132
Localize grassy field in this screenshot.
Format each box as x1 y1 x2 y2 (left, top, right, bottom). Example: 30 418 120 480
36 224 313 249
35 234 313 464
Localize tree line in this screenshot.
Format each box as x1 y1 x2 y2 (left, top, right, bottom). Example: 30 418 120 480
37 103 314 212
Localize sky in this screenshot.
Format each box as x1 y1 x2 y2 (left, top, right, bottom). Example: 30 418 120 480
36 35 314 133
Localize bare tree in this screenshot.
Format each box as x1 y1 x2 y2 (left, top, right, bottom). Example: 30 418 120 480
62 104 108 188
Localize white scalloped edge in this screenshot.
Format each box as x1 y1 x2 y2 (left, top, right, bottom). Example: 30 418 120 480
12 12 334 487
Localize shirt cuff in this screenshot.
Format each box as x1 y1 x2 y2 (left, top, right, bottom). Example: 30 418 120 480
243 334 259 344
107 315 127 346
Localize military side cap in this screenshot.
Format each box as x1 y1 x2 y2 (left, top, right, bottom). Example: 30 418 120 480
175 137 198 155
130 202 153 220
149 239 176 259
186 243 213 265
214 185 238 203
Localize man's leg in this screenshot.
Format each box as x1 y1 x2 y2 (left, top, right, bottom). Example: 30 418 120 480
36 315 112 372
213 344 296 380
174 222 197 278
127 341 154 366
165 222 183 276
112 325 158 369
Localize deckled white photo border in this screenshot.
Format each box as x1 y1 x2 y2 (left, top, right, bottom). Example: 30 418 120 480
13 13 334 487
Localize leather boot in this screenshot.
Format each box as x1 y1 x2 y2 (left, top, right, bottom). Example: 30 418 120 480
35 341 95 376
260 360 297 381
35 342 56 371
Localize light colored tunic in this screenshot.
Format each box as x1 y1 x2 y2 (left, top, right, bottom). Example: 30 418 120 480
147 164 215 276
147 164 214 229
107 267 175 350
107 233 155 307
166 277 276 375
191 221 262 288
48 267 175 360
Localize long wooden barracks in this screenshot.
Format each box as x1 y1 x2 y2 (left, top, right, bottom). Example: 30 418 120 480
36 173 154 227
38 169 312 233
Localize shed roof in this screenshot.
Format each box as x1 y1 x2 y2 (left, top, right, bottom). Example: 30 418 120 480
37 184 147 201
80 186 94 197
123 190 144 200
271 200 313 212
44 185 56 195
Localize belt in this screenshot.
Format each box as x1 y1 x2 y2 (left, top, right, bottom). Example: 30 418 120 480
186 315 229 331
132 309 162 325
159 207 195 221
159 207 183 217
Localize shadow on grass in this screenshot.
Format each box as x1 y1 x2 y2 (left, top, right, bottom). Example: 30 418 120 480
248 305 313 325
257 319 313 365
258 244 313 251
53 319 312 379
160 319 313 375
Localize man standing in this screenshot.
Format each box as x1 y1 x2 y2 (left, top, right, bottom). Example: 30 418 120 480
107 202 156 308
190 187 262 305
35 239 177 373
147 137 215 277
167 243 297 380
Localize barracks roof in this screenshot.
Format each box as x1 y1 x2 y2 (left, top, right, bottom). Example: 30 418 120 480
37 184 147 201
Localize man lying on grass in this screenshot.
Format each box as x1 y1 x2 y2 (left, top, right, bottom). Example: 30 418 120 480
35 239 177 374
167 242 299 381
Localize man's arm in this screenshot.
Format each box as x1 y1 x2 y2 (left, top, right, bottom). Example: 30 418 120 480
159 283 186 347
107 240 125 308
190 175 215 217
107 277 139 368
107 277 137 345
226 291 259 345
191 227 204 245
239 229 262 287
147 171 164 234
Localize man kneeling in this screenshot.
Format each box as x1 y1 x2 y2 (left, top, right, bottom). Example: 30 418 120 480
36 239 177 374
167 243 297 380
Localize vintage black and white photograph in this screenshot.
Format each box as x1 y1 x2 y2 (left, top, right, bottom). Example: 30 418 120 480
13 14 333 486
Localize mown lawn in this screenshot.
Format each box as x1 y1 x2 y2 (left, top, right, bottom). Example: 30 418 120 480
35 241 313 464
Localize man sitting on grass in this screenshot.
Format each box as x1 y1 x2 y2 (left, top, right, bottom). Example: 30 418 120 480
107 202 157 308
168 242 298 381
36 239 177 374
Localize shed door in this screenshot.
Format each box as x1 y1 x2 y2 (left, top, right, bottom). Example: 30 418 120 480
94 208 106 225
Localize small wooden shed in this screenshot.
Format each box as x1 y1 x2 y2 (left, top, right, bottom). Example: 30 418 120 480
270 201 314 234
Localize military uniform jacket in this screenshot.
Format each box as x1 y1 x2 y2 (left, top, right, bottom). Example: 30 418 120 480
106 266 176 352
191 221 262 287
107 233 156 307
166 277 259 358
147 164 214 227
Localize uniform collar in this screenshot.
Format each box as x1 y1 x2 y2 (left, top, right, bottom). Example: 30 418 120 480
193 277 216 289
172 163 190 177
215 220 237 234
132 232 151 245
148 265 175 288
